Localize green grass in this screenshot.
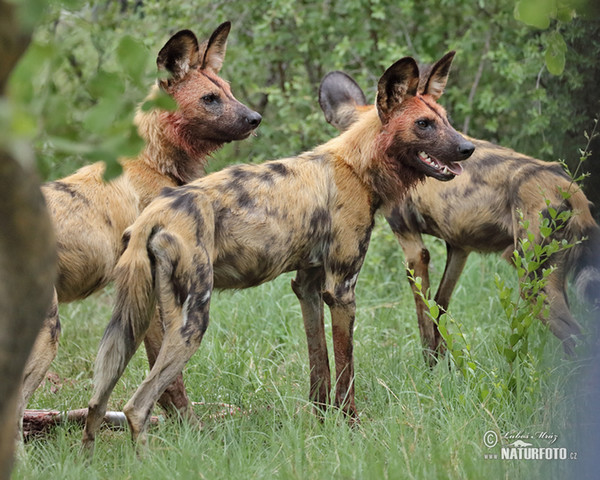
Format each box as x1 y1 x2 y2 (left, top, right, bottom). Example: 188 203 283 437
14 219 594 479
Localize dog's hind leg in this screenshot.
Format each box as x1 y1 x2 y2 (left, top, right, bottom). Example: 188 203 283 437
17 289 60 437
123 243 213 447
292 267 331 412
397 232 439 362
431 245 470 354
144 310 195 422
121 224 214 446
536 263 580 355
82 228 159 455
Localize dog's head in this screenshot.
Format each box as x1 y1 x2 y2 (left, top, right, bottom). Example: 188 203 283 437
319 53 474 183
155 22 261 144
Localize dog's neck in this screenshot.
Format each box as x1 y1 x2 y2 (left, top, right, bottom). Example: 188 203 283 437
133 93 221 186
317 108 417 208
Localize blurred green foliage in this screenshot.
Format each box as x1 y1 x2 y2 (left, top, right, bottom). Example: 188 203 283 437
6 0 600 184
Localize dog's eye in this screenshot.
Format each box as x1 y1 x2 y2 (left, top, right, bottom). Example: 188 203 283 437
416 119 431 129
202 93 219 105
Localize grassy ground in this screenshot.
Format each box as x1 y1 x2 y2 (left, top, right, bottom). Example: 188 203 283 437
13 219 596 479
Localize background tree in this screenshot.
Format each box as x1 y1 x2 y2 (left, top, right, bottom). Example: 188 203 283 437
0 1 56 478
11 1 598 208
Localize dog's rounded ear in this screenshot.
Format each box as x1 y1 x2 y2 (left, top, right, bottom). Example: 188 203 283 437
157 30 200 90
319 71 368 132
422 51 456 100
200 21 231 74
376 57 419 122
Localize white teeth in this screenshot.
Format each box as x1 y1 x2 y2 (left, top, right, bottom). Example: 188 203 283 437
418 151 452 175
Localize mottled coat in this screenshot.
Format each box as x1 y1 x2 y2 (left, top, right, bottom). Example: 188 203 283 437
19 22 261 427
319 70 600 363
82 52 474 452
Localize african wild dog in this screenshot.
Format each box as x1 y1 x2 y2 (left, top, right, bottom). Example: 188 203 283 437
81 51 474 452
319 69 600 364
18 22 261 430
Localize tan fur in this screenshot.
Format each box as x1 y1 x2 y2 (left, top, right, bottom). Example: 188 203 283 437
319 70 600 363
389 138 599 360
81 53 473 453
18 22 261 429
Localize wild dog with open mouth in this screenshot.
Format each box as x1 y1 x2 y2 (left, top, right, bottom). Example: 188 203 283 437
18 22 261 430
81 51 474 452
319 69 600 364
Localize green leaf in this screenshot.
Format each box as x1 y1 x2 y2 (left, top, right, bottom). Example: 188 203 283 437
504 347 517 363
103 158 123 181
545 31 567 76
142 91 177 112
88 70 125 100
116 35 149 83
82 97 121 133
515 0 551 29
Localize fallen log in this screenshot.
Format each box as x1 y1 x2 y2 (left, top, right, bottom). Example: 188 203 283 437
22 402 244 440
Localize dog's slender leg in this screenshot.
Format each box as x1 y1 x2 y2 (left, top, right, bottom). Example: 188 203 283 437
323 270 359 423
325 296 357 421
144 309 195 422
124 231 213 448
543 270 580 355
291 268 331 412
17 290 60 438
82 302 153 455
432 245 470 353
123 303 209 448
397 232 439 363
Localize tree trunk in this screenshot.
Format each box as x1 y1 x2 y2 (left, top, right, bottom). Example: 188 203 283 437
0 1 57 478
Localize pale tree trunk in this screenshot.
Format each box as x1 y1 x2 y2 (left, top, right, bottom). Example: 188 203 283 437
0 1 57 478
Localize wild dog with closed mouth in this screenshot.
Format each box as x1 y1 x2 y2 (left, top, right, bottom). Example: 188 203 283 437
81 51 474 452
319 69 600 364
18 22 261 430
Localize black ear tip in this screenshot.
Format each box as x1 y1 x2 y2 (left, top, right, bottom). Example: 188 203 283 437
169 29 198 43
215 21 232 35
444 51 457 61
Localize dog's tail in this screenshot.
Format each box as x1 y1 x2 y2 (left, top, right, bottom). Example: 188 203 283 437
93 222 160 385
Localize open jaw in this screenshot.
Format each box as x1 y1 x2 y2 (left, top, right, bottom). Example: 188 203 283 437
417 150 463 180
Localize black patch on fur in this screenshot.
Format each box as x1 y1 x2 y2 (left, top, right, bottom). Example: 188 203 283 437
46 302 61 341
309 208 331 237
104 311 136 354
147 225 162 285
259 171 275 185
121 230 131 255
386 200 425 235
47 181 90 204
159 186 178 198
267 162 290 177
180 262 213 343
236 188 256 209
229 166 252 181
170 191 199 216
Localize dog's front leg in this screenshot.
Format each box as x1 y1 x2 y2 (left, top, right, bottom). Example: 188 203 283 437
323 272 358 423
291 268 330 412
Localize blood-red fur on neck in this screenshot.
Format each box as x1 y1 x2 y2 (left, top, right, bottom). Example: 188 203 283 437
154 110 223 184
371 97 429 205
